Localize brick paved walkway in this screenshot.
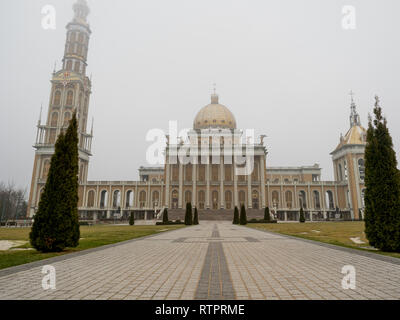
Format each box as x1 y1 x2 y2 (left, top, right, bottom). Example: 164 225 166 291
0 221 399 300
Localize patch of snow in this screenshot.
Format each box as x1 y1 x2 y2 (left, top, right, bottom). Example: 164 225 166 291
350 237 366 244
0 240 28 251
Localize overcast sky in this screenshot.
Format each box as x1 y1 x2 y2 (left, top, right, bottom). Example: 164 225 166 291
1 0 399 190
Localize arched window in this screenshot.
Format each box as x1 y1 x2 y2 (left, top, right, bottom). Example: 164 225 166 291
87 190 95 208
212 191 218 209
285 190 292 208
361 188 365 207
42 160 50 179
50 112 58 127
54 91 61 106
49 129 56 144
198 190 205 209
74 61 80 72
338 164 343 181
272 191 279 208
344 161 348 180
358 158 365 182
125 190 134 208
313 190 320 209
112 190 121 209
252 190 259 209
199 165 205 181
172 165 179 181
139 191 146 208
185 190 191 205
79 164 85 181
185 165 192 181
325 190 334 209
66 60 72 71
152 191 160 208
225 164 232 181
66 90 74 106
251 162 259 181
171 190 178 209
225 190 232 209
63 112 71 127
100 190 108 208
239 190 246 207
298 191 307 209
212 165 219 181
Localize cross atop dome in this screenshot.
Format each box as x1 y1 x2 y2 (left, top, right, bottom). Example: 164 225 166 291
211 83 219 104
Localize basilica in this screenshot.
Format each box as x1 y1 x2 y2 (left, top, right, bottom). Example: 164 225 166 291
27 0 366 222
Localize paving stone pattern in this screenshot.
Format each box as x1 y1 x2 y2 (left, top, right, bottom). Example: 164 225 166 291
0 221 399 300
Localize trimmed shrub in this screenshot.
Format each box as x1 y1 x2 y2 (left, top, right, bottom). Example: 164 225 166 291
184 203 193 226
193 207 199 225
264 207 271 222
129 212 135 225
233 206 239 224
299 207 305 223
239 204 247 225
162 208 168 224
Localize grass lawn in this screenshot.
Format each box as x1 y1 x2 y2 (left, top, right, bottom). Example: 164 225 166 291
247 221 400 259
0 224 184 270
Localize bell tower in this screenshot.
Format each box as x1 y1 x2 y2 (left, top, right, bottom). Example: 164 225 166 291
27 0 93 217
330 92 366 220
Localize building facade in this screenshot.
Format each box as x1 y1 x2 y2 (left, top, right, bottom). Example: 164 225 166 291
27 1 367 221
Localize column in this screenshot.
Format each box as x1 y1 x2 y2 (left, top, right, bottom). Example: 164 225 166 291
233 156 238 208
134 181 138 208
178 162 183 208
220 157 224 209
147 181 151 209
192 162 197 207
247 165 252 208
107 184 112 218
165 159 170 208
260 155 266 208
206 157 210 209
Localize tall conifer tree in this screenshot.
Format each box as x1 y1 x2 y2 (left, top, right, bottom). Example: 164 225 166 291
364 96 400 252
30 112 80 252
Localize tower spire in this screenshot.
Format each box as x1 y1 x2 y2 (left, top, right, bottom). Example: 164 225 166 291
349 90 361 127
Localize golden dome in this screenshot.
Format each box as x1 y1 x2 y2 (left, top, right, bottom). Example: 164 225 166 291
193 94 237 130
334 125 367 152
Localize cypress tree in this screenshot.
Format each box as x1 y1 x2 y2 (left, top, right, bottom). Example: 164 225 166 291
364 96 400 252
239 204 247 225
30 112 80 252
184 202 193 225
233 206 239 224
264 207 271 222
299 207 305 223
193 207 199 225
129 212 135 225
162 208 169 224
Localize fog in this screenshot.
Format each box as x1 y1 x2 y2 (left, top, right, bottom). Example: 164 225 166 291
1 0 399 189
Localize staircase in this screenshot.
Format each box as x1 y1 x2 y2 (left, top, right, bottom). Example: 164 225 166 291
164 208 265 221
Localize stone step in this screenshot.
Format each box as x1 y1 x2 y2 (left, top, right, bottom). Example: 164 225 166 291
162 208 265 221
